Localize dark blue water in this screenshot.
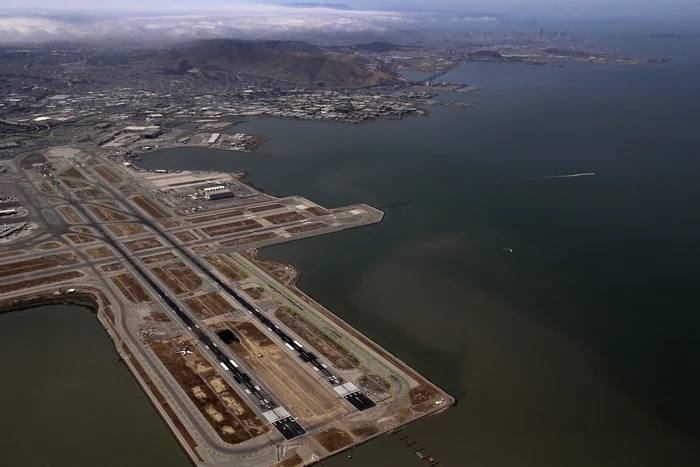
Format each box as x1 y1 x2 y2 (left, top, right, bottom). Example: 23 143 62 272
139 36 700 466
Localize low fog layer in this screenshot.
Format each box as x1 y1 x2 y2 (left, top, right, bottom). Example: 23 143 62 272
0 0 696 44
0 4 413 43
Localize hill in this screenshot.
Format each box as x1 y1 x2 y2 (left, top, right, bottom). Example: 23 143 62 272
162 39 396 88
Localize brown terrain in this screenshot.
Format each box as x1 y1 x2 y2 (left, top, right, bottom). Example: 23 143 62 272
58 205 84 224
125 237 163 252
85 245 114 260
74 187 106 199
247 203 285 213
0 271 84 294
183 293 234 319
65 234 97 245
88 205 129 222
200 219 262 237
313 427 354 452
148 337 267 444
275 307 359 370
219 232 277 247
107 223 147 237
142 252 178 264
131 195 167 219
101 262 125 272
0 256 77 279
110 273 152 303
93 165 121 184
163 39 397 88
174 231 199 243
263 211 306 225
38 242 62 250
185 210 243 224
222 320 343 424
151 261 202 295
286 222 327 234
204 255 248 281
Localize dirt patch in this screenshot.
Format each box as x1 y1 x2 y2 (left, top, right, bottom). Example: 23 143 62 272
192 245 216 254
144 312 170 322
74 187 106 199
107 223 147 237
125 237 163 252
273 453 303 467
142 252 177 264
235 321 274 347
219 232 277 247
38 242 62 250
65 234 97 245
247 203 285 213
247 255 297 285
131 195 167 219
275 307 359 370
85 245 113 260
409 384 439 406
125 348 203 461
148 338 266 444
350 424 379 439
201 219 262 237
286 222 328 234
0 271 83 294
174 231 199 243
59 167 86 179
61 178 89 189
263 211 306 225
151 261 202 295
183 293 234 319
87 205 129 222
357 374 391 394
0 250 25 258
110 273 152 303
94 166 121 184
223 320 343 423
306 206 329 216
101 262 124 272
159 220 181 228
242 286 265 300
313 428 353 452
38 181 56 195
186 211 243 224
0 257 67 279
58 205 84 224
204 254 247 281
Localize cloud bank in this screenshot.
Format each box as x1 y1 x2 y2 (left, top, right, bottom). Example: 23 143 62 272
0 4 416 44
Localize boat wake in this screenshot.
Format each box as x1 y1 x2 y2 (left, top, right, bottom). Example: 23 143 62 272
519 173 595 181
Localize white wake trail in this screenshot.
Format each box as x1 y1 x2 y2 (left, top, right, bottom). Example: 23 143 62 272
520 173 596 181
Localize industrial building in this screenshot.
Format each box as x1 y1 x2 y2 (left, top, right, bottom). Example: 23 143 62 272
0 208 17 217
201 185 233 200
122 125 163 139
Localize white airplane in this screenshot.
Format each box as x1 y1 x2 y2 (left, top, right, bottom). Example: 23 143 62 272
175 346 194 356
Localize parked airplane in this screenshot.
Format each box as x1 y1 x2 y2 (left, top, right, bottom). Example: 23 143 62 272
175 346 194 356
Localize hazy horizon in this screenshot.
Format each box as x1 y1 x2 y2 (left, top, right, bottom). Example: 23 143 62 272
0 1 698 44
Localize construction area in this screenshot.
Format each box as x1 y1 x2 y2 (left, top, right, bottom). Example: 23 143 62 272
0 146 454 467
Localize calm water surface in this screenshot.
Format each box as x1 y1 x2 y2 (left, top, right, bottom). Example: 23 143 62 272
139 41 700 466
0 305 192 467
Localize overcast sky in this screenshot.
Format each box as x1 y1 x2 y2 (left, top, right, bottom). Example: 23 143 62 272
0 0 697 44
1 0 699 19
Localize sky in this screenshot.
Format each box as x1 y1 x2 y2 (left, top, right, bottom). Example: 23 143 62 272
0 1 697 44
1 0 699 19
